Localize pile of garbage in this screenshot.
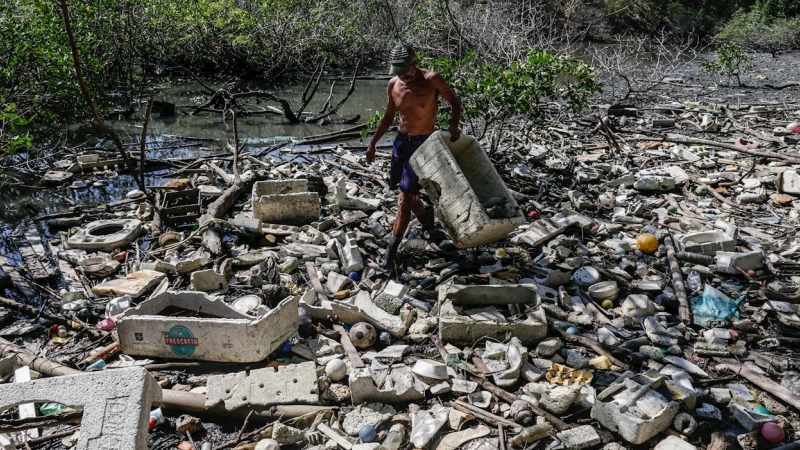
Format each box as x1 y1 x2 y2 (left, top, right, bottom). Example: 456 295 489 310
1 102 800 450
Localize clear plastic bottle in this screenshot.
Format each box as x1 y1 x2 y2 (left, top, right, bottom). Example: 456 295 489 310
105 295 132 318
686 270 702 291
378 424 405 450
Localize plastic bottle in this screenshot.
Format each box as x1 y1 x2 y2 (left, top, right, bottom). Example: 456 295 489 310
39 402 70 416
84 360 106 372
676 251 713 265
403 294 433 312
378 424 405 450
686 270 702 291
105 295 132 318
509 423 553 447
149 408 165 431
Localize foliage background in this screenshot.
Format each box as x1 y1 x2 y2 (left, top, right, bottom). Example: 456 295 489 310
2 0 800 152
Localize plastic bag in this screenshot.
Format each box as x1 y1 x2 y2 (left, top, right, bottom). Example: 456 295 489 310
691 284 744 327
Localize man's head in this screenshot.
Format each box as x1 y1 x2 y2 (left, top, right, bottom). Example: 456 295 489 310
389 43 418 80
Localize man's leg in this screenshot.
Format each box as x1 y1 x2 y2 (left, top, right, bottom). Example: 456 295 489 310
382 192 415 271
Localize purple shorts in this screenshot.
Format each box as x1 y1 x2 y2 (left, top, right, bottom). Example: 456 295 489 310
390 133 430 195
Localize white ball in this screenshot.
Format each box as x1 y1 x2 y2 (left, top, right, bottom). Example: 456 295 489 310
255 439 280 450
325 359 348 381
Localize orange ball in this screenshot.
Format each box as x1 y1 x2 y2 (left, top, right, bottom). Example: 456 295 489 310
636 233 659 253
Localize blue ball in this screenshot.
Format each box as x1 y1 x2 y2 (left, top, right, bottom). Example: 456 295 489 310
349 271 361 281
566 327 580 335
359 424 377 443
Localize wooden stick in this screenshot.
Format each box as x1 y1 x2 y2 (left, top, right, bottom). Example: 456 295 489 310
714 357 800 411
451 400 520 429
140 97 153 194
554 329 629 370
332 324 365 368
57 0 144 192
664 236 692 324
198 169 262 254
664 133 800 164
0 410 82 434
469 377 571 431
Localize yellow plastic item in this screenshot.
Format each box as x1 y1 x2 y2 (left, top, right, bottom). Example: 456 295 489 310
636 233 658 253
601 299 614 309
495 248 507 258
589 355 612 370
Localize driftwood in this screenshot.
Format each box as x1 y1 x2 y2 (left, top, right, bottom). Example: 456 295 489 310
663 134 800 164
664 236 692 324
199 169 263 254
714 357 800 411
471 377 571 431
58 0 145 192
193 89 300 123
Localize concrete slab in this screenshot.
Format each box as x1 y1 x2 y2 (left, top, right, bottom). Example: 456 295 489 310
206 361 320 410
409 132 526 248
92 269 166 298
0 367 160 450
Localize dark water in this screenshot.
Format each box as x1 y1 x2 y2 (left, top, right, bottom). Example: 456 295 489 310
0 78 389 227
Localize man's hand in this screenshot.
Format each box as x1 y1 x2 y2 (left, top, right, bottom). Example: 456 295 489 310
366 144 376 165
448 124 461 142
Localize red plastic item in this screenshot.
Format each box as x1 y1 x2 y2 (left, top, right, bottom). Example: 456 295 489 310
762 422 785 444
528 210 539 220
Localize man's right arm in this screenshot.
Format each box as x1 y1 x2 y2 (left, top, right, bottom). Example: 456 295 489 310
366 82 397 165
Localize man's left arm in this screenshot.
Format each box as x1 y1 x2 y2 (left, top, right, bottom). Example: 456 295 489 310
431 73 461 141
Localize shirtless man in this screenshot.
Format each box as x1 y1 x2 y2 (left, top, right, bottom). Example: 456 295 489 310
366 43 462 272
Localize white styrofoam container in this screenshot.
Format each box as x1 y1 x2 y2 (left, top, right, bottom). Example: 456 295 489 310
116 290 298 363
409 131 526 248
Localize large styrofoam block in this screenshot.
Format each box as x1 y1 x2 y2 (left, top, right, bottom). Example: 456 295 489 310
253 179 310 196
67 219 142 252
591 375 679 444
409 131 526 248
438 284 546 345
674 231 735 256
252 180 321 225
206 361 320 410
117 290 299 362
0 367 161 450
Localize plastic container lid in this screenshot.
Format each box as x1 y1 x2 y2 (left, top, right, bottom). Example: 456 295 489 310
572 267 601 288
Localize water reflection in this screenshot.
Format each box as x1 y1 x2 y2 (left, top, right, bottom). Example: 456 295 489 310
0 78 389 226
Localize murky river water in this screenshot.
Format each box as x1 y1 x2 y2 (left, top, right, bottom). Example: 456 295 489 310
0 78 389 226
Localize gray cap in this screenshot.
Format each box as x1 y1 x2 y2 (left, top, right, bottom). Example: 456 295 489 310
388 43 416 75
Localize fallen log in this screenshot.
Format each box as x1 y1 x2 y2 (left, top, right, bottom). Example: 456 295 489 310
198 169 264 254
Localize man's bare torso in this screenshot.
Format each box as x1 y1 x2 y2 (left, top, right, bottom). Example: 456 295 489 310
389 68 439 136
